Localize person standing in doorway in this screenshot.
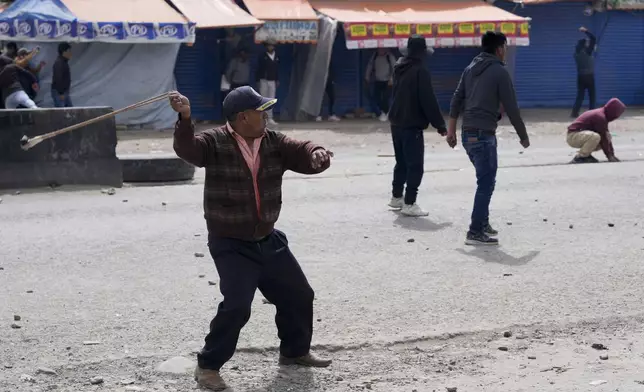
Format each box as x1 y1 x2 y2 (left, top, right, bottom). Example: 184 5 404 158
52 42 72 108
447 31 530 246
225 47 250 90
316 59 340 122
171 86 333 391
571 26 596 118
365 48 395 122
387 35 446 217
256 39 279 126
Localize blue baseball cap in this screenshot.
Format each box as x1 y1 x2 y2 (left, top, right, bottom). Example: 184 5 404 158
222 86 277 120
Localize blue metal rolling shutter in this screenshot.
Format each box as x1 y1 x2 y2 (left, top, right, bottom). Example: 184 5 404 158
594 10 644 106
501 2 589 108
174 29 223 121
426 47 480 111
331 29 361 115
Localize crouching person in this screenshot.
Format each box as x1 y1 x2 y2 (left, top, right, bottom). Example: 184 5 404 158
567 98 625 163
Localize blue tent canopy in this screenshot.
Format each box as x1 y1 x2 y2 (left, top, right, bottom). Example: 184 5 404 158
0 0 77 41
0 0 196 43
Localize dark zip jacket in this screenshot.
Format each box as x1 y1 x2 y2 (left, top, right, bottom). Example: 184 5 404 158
52 55 71 95
575 31 596 75
388 55 445 131
449 52 528 141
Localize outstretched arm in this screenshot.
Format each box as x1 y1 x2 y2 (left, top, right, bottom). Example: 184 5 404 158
278 133 332 174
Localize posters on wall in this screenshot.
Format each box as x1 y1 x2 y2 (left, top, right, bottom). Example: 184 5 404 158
343 21 530 49
254 20 319 43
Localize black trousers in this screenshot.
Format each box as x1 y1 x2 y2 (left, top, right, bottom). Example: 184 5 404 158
373 81 390 115
391 126 425 205
198 230 314 370
572 74 596 116
324 81 335 116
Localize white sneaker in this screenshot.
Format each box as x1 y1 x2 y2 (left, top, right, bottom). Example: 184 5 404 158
401 204 429 217
267 119 278 127
388 197 404 210
315 116 323 122
329 115 341 122
379 113 388 122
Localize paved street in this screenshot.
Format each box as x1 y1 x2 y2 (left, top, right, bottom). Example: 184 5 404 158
2 116 644 391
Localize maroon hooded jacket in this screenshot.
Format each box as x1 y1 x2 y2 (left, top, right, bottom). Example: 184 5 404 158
568 98 626 158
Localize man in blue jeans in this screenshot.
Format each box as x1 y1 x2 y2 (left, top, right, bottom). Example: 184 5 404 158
447 32 530 246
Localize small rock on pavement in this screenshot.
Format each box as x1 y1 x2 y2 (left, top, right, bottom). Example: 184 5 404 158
82 341 101 346
607 223 615 227
503 331 512 338
569 224 574 229
506 222 513 226
198 274 205 278
336 376 344 381
156 356 195 374
600 354 609 360
11 323 21 329
528 355 537 360
101 188 116 195
122 199 128 203
194 252 205 258
589 380 607 386
14 315 21 321
37 367 57 376
14 190 21 195
591 343 608 350
208 280 217 286
125 386 145 391
20 374 35 383
498 346 509 351
447 388 458 392
121 379 135 385
162 202 167 206
89 376 104 385
503 273 513 277
407 238 415 243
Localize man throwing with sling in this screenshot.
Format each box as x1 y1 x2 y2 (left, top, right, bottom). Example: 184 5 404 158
171 86 333 391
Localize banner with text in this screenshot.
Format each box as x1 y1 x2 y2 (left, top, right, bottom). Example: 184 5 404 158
343 21 529 49
255 20 319 43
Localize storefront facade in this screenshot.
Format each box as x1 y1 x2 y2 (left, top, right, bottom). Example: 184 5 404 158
498 0 644 108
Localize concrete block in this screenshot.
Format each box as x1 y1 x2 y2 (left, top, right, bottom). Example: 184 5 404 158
0 108 122 189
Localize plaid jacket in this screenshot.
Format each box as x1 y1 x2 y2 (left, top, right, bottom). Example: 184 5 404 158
174 119 329 240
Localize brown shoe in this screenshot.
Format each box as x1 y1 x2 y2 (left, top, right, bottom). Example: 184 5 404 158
279 353 332 368
194 366 228 391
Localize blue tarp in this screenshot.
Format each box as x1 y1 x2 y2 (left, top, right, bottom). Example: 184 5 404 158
0 0 77 41
0 0 196 43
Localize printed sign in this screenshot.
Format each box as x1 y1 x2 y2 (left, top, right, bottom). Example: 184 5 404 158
416 24 432 35
394 24 411 36
255 20 319 43
343 21 530 49
500 23 516 35
479 23 496 34
372 24 389 36
458 23 475 35
437 24 453 35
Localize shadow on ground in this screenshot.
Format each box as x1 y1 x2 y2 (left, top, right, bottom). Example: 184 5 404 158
393 213 453 232
456 247 540 266
245 366 315 392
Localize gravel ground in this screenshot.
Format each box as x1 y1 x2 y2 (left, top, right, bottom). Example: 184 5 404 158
2 112 644 392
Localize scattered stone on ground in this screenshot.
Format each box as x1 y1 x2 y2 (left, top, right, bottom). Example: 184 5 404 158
194 252 205 258
89 376 104 385
208 280 217 286
592 343 608 350
608 223 615 227
600 354 609 360
82 341 101 346
498 346 509 351
13 315 21 321
407 238 415 243
19 374 35 383
198 274 205 278
36 367 57 375
503 331 512 338
10 323 21 329
156 356 195 375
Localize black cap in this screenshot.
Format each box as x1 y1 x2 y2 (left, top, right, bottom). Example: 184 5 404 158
222 86 277 120
407 34 428 55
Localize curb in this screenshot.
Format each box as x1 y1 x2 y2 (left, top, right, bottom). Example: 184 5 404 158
119 154 195 183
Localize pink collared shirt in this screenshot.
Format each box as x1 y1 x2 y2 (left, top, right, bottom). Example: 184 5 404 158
226 123 264 216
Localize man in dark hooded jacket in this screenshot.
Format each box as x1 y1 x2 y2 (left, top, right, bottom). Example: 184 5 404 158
567 97 624 163
387 35 446 217
447 31 529 246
